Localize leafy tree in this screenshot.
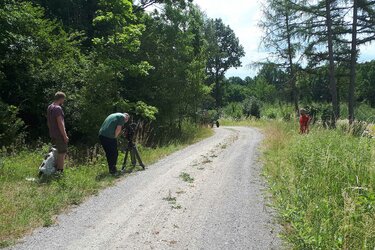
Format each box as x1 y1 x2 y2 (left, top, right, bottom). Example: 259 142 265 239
205 18 245 107
134 0 193 11
93 0 150 76
32 0 98 46
123 2 211 129
0 0 86 139
252 77 278 102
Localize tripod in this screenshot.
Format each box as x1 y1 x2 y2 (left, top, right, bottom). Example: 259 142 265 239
121 140 145 172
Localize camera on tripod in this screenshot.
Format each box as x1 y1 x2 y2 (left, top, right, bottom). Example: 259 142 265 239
124 123 136 143
121 123 145 172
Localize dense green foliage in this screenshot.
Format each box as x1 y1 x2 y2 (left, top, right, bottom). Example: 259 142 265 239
0 0 244 147
220 60 375 121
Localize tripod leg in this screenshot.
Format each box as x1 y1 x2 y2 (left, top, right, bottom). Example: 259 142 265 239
131 148 137 167
134 147 145 170
122 149 129 171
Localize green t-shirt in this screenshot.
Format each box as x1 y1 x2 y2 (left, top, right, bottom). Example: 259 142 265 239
99 113 125 139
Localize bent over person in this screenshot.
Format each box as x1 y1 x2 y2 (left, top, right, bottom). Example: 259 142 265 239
99 113 130 175
47 92 69 173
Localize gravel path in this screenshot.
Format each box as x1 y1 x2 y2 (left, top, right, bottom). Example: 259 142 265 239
10 127 281 250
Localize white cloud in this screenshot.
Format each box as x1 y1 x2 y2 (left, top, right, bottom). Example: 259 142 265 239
194 0 266 78
359 42 375 63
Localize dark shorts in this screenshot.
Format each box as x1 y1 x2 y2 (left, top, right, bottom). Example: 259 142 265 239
52 137 68 154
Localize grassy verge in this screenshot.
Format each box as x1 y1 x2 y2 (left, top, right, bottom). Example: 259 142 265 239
0 127 213 248
225 119 375 249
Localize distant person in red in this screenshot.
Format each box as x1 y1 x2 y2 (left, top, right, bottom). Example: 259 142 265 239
299 109 310 134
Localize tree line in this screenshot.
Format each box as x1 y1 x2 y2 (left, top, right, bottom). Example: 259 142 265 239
259 0 375 124
0 0 244 147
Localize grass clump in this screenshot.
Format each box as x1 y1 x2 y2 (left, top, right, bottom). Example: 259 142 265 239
179 172 194 183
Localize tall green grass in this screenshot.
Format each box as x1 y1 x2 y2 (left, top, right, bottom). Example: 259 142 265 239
0 126 213 247
262 123 375 249
222 118 375 248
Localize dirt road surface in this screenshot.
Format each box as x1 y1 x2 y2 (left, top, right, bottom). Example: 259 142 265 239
10 127 281 250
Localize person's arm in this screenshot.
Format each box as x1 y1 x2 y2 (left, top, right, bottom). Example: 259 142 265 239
56 116 69 143
115 125 122 138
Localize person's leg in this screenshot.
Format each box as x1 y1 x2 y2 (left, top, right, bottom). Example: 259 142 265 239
56 153 65 171
107 139 118 174
100 136 112 172
100 136 118 174
53 138 67 172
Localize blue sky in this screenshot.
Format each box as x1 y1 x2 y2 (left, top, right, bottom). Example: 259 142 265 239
194 0 375 79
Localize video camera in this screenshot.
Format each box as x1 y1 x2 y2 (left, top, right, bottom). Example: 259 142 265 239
124 123 137 142
121 122 145 171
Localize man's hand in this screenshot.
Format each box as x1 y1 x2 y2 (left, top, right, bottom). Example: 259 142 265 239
56 115 68 144
115 125 123 138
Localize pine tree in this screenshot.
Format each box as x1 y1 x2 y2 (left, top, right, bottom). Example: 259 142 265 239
260 0 301 113
297 0 349 121
348 0 375 124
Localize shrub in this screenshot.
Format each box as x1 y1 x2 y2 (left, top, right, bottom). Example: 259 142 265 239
223 102 243 120
263 107 278 119
321 105 335 128
0 101 25 149
349 121 369 137
243 97 261 119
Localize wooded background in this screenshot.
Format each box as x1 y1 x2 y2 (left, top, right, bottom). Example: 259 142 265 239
0 0 374 148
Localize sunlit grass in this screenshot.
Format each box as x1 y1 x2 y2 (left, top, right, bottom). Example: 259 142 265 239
225 118 375 249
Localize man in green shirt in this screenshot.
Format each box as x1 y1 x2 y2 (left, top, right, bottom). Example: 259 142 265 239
99 113 130 175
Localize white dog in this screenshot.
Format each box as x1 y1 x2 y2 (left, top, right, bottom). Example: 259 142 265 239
39 148 58 176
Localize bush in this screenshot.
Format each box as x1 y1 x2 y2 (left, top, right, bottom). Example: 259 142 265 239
263 107 278 119
321 105 335 128
349 121 369 137
243 97 261 119
223 102 243 120
0 101 25 148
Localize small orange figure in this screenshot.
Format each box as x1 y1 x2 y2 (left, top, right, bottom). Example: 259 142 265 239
299 109 310 134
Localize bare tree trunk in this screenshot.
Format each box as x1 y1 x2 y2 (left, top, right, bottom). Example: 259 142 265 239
285 10 299 113
325 0 339 122
349 0 358 125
